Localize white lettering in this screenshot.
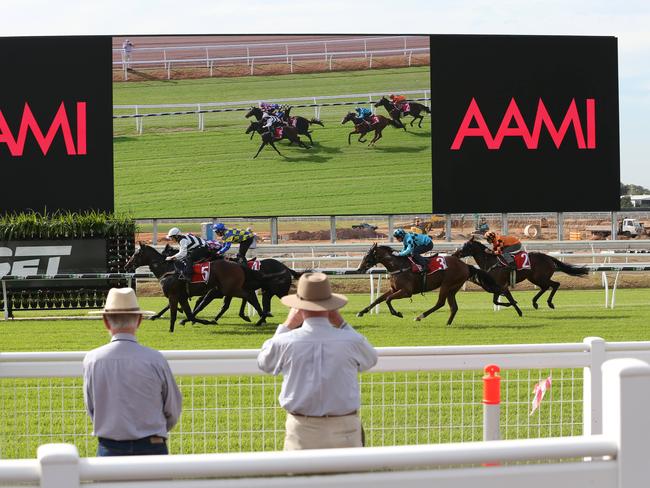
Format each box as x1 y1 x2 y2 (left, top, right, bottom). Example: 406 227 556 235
12 259 40 276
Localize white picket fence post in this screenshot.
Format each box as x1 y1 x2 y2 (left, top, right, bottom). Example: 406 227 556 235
38 444 80 488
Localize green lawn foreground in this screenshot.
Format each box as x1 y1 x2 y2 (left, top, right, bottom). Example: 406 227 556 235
1 289 648 458
112 67 432 217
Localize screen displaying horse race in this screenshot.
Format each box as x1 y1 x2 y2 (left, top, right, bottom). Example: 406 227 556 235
0 34 620 217
111 35 433 218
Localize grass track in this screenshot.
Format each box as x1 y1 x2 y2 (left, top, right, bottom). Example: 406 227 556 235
113 67 431 217
1 288 648 458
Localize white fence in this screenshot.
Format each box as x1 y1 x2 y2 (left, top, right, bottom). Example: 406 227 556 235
113 89 431 134
1 357 648 487
113 35 430 80
2 338 650 460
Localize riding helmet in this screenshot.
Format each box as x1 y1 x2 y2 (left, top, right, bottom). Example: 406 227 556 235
393 228 406 238
484 231 496 242
213 222 226 233
167 227 182 239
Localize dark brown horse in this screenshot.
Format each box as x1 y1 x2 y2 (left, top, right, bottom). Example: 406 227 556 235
374 96 431 129
125 244 270 332
341 112 400 146
355 244 518 325
245 106 324 145
245 121 309 158
453 236 589 309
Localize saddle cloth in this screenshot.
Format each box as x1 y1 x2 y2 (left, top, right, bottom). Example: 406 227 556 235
497 251 531 270
369 115 379 124
246 258 261 271
289 117 298 127
400 102 410 113
274 127 284 139
408 255 447 274
191 262 211 284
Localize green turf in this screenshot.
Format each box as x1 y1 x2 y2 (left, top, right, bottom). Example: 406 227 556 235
1 289 646 458
2 289 648 350
112 67 432 218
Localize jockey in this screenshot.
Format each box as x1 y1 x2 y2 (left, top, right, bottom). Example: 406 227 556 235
484 231 522 270
389 94 407 111
259 102 280 114
213 223 256 263
354 107 373 128
165 227 212 281
393 228 433 272
261 112 285 137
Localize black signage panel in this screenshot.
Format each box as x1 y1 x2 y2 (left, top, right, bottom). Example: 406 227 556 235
0 36 113 213
0 239 107 277
431 35 620 213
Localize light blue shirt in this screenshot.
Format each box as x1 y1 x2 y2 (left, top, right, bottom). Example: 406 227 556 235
257 317 378 416
83 333 182 440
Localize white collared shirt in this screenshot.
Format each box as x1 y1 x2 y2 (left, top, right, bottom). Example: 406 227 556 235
257 317 378 416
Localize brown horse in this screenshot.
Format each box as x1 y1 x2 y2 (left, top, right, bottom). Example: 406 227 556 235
245 121 309 158
125 244 270 332
453 236 589 309
355 244 518 325
341 112 400 146
374 96 431 129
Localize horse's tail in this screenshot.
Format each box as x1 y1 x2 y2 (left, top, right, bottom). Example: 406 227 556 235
467 265 503 294
548 255 590 276
310 118 324 127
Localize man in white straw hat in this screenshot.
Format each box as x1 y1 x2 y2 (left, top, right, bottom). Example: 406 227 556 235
83 287 182 456
257 272 377 450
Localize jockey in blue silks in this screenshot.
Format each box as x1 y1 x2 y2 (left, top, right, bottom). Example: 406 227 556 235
354 107 373 128
393 228 433 271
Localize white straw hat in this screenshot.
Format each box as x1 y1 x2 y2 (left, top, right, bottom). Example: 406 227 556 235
89 287 155 315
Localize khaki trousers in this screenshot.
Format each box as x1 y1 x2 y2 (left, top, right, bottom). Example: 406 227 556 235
283 412 363 450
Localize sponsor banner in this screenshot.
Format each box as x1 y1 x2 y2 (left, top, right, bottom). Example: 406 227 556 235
0 240 107 278
431 35 620 213
0 36 113 213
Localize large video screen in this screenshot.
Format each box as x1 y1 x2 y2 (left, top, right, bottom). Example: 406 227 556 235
112 35 432 218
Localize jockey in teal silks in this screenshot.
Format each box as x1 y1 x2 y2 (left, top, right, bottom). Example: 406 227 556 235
354 107 373 128
393 228 433 272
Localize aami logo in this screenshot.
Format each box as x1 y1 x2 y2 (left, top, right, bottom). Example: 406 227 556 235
0 102 86 157
451 98 596 150
0 246 71 277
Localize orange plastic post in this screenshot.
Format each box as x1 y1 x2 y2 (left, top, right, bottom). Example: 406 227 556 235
483 364 501 405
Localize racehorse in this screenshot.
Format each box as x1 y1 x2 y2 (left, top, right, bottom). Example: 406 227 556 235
125 244 271 332
159 244 304 324
341 113 400 146
245 106 324 145
245 121 310 159
374 96 431 129
355 244 519 325
453 236 589 309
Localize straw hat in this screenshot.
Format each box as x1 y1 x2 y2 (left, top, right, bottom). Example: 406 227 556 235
281 272 347 311
90 287 155 315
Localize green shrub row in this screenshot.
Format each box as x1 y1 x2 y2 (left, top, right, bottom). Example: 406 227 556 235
0 211 137 240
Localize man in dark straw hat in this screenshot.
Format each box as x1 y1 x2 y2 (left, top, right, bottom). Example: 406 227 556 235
258 272 378 450
83 287 182 456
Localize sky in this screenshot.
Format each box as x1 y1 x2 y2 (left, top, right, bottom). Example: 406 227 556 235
4 0 649 188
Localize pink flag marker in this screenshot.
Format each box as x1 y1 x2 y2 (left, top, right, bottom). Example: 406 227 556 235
530 376 552 415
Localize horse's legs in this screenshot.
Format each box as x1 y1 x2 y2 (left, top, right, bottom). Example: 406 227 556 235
445 290 460 325
369 130 382 146
238 299 251 322
496 289 524 317
531 285 550 310
179 297 211 325
385 289 412 318
410 117 415 127
305 132 314 145
546 280 561 309
415 286 449 322
181 289 219 325
358 132 367 143
241 291 268 326
150 304 169 321
417 115 424 128
168 296 178 333
356 289 393 317
262 291 273 317
348 131 354 145
213 295 233 324
253 141 267 159
269 141 283 156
